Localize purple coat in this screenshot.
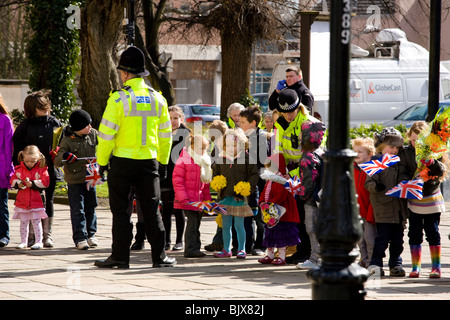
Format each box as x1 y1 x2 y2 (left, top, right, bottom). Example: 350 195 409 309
0 113 14 189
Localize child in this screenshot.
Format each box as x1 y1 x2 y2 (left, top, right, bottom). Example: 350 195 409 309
258 153 300 265
0 94 14 248
12 90 62 247
365 127 407 277
351 137 376 268
295 120 326 269
54 109 98 250
204 120 228 252
239 106 267 255
399 121 446 278
172 134 212 257
160 105 191 251
10 145 50 249
212 128 260 259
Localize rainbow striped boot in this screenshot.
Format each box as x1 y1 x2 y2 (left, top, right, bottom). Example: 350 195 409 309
408 245 421 278
429 245 441 279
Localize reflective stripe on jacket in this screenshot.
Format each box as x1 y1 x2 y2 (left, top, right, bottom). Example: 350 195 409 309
274 111 308 164
97 77 172 166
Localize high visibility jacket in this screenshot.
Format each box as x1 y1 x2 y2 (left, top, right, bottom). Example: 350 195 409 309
97 77 172 166
274 111 308 165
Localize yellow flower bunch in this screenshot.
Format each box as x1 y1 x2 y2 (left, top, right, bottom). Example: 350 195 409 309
234 181 251 197
211 175 227 191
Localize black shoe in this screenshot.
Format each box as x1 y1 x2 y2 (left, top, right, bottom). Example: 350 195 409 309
184 251 206 258
286 253 309 264
130 241 144 250
204 243 223 252
153 256 177 268
94 257 129 269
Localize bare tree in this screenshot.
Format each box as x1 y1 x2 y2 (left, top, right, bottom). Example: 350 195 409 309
135 0 176 106
77 0 126 128
165 0 299 119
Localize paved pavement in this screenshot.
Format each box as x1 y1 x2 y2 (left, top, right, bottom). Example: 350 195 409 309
1 198 450 302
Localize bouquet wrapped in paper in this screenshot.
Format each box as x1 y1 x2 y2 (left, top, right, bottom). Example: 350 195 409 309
260 202 286 228
415 106 450 181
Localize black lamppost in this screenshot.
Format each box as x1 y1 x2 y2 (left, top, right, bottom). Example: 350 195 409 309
307 0 368 300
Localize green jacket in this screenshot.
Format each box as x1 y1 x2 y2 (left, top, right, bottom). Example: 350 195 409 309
55 126 98 185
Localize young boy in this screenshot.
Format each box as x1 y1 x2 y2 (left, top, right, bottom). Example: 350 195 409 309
239 105 268 255
54 109 98 250
352 137 376 268
365 127 407 277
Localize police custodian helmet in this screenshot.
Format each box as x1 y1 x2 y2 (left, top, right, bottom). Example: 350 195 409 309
117 46 150 77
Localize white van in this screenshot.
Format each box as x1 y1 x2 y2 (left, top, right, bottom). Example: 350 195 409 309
269 26 450 127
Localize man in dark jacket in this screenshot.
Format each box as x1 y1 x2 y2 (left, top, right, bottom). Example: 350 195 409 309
268 65 314 114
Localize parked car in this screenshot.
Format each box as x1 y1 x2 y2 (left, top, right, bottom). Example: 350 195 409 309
382 99 450 128
252 93 269 113
178 104 220 127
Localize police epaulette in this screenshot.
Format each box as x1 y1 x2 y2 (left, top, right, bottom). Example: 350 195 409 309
110 86 131 96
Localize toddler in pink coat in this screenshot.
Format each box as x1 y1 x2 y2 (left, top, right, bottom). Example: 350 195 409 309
172 134 212 257
10 145 50 249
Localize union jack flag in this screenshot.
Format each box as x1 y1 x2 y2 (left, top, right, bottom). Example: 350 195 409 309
385 179 424 200
358 153 400 176
85 158 104 191
188 201 228 215
283 175 303 197
188 201 215 212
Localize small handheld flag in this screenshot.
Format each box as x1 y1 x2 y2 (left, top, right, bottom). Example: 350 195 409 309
358 153 400 176
85 158 105 191
385 179 424 200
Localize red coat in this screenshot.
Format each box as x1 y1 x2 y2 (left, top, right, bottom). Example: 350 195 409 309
10 162 50 209
353 163 375 224
172 148 212 211
259 153 300 223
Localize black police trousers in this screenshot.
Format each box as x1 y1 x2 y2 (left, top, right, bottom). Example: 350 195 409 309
107 156 166 264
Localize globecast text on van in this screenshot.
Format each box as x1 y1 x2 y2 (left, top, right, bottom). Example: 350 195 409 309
374 84 402 92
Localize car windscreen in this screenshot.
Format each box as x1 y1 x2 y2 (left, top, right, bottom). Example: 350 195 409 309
395 104 427 120
191 105 220 115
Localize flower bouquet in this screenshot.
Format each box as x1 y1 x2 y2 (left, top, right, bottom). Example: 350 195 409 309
211 175 227 191
260 202 286 228
415 106 450 181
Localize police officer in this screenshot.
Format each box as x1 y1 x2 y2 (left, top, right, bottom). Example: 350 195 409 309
273 89 311 265
94 46 176 268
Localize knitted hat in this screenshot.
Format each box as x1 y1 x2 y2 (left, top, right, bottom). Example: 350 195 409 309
69 109 92 131
277 89 301 113
373 127 404 148
117 46 150 77
301 120 326 151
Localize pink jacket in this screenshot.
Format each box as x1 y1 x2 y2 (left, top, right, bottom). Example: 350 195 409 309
172 148 212 211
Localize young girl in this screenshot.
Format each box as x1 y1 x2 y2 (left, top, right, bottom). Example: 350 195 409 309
352 137 376 268
0 94 14 247
400 121 446 278
212 128 260 259
10 145 50 249
258 153 300 265
296 120 325 270
160 105 191 251
365 127 407 277
13 90 62 247
172 134 212 257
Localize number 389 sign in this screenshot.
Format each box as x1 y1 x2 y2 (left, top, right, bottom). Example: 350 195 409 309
341 0 352 44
